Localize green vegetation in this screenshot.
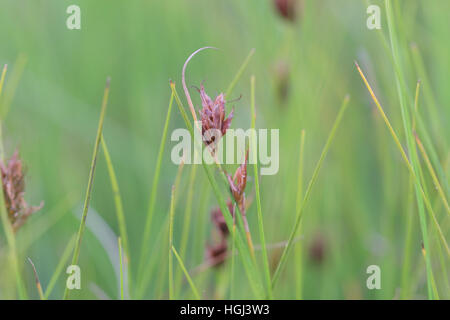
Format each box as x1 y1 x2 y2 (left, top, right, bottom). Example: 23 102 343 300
0 0 448 299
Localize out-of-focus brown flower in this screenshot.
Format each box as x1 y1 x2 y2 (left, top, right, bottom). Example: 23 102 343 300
198 84 234 146
274 0 302 22
308 232 327 265
226 151 248 209
206 240 228 267
211 200 234 238
0 151 43 233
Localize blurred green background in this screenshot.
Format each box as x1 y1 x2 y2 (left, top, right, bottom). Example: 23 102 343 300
0 0 448 299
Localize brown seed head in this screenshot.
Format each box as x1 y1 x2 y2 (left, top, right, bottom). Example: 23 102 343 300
0 151 43 232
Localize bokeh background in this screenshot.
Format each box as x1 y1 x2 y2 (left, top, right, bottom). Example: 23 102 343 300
0 0 448 299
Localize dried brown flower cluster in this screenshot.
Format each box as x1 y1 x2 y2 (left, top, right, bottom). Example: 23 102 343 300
1 151 43 233
198 84 234 146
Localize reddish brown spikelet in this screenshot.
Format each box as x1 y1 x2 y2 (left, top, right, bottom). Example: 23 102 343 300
227 151 249 207
1 151 43 232
198 84 234 145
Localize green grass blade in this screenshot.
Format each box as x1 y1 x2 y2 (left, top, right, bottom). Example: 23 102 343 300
294 129 306 299
101 136 130 259
44 235 76 299
118 237 124 300
172 245 201 300
101 135 132 296
225 49 255 98
27 257 44 300
63 77 111 299
168 185 175 300
271 95 350 290
250 75 272 299
174 164 197 295
138 90 175 279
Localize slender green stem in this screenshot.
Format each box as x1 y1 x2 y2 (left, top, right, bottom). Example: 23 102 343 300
414 134 450 216
138 91 175 280
225 49 255 98
271 95 350 290
250 75 273 299
174 164 197 295
44 235 76 299
118 237 124 300
27 257 44 300
172 245 201 300
294 129 306 299
101 136 132 296
64 77 111 300
168 185 175 300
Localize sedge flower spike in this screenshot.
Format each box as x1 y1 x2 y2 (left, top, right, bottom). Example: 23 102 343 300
227 151 248 208
198 84 234 145
1 151 43 232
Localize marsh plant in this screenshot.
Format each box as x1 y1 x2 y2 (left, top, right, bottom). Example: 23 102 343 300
0 0 449 301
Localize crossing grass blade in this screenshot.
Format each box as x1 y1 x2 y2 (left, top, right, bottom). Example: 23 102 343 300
172 245 201 299
225 49 255 98
27 257 44 300
44 235 76 299
63 77 111 299
137 91 175 281
271 95 350 290
168 185 175 300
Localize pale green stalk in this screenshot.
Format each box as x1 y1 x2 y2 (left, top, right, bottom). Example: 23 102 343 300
44 235 76 299
250 75 272 299
138 91 175 280
64 77 110 300
118 237 124 300
225 49 255 98
174 164 197 295
27 257 44 300
168 186 175 300
172 245 201 299
101 136 132 297
294 129 306 299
